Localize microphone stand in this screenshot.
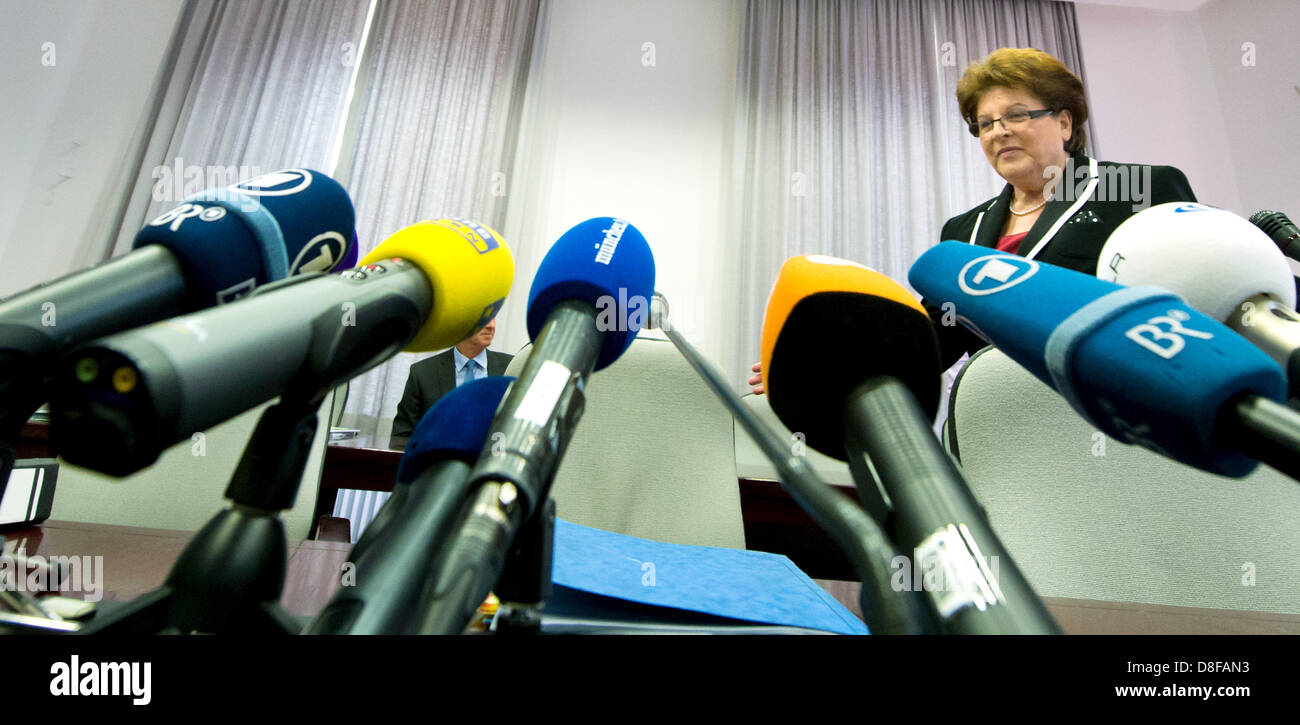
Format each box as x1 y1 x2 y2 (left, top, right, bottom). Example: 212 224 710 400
491 499 556 634
72 389 328 635
650 293 935 634
843 376 1062 634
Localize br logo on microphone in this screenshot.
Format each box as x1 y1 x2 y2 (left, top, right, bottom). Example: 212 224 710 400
149 202 227 232
1124 309 1213 360
1173 203 1210 214
957 255 1039 296
228 168 313 197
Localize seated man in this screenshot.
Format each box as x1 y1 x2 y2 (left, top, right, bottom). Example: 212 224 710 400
389 319 513 449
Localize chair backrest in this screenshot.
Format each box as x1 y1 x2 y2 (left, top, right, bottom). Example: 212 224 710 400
505 333 745 549
947 346 1300 614
50 391 334 541
734 392 855 487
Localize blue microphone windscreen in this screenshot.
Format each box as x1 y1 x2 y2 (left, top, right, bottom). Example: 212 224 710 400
910 242 1106 385
226 169 354 275
134 169 355 307
909 242 1286 476
396 375 514 483
526 217 655 371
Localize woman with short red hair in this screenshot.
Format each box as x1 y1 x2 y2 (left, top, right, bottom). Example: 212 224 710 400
942 47 1195 275
749 48 1198 392
929 47 1198 366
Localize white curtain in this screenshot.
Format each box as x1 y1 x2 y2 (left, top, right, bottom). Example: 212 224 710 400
109 0 372 256
85 0 1087 445
729 0 1094 423
335 0 542 448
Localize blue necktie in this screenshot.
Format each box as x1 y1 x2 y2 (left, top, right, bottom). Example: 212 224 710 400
461 359 479 387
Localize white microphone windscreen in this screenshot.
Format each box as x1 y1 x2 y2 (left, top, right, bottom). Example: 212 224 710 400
1097 202 1296 321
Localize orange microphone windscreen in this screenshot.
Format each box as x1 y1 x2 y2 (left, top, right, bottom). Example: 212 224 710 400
759 255 940 460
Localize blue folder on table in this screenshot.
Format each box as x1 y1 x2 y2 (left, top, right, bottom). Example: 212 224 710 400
548 519 868 635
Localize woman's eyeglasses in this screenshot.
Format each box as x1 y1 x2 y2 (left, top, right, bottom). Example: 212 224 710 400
968 108 1057 137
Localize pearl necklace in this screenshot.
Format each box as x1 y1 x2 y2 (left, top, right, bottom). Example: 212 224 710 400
1009 197 1048 216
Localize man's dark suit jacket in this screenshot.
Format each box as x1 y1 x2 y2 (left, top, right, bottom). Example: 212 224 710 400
932 153 1197 366
389 348 514 450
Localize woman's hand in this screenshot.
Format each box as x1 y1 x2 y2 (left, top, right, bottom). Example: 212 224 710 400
748 362 764 395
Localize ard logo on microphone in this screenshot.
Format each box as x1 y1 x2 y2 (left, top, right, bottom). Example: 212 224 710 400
289 231 349 275
958 255 1039 296
228 168 313 197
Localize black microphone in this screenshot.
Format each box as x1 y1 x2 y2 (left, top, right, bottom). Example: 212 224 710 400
1251 210 1300 263
414 216 655 635
762 255 1062 634
652 291 933 634
50 219 514 476
305 376 512 634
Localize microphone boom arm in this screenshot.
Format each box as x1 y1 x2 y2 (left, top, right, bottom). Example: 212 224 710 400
653 294 934 634
1218 394 1300 482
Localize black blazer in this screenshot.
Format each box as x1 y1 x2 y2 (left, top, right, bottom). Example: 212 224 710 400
933 154 1197 366
939 153 1196 274
389 348 514 449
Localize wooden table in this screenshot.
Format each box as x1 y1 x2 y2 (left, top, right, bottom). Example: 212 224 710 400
9 519 1300 634
17 429 1300 634
2 519 351 618
812 579 1300 635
